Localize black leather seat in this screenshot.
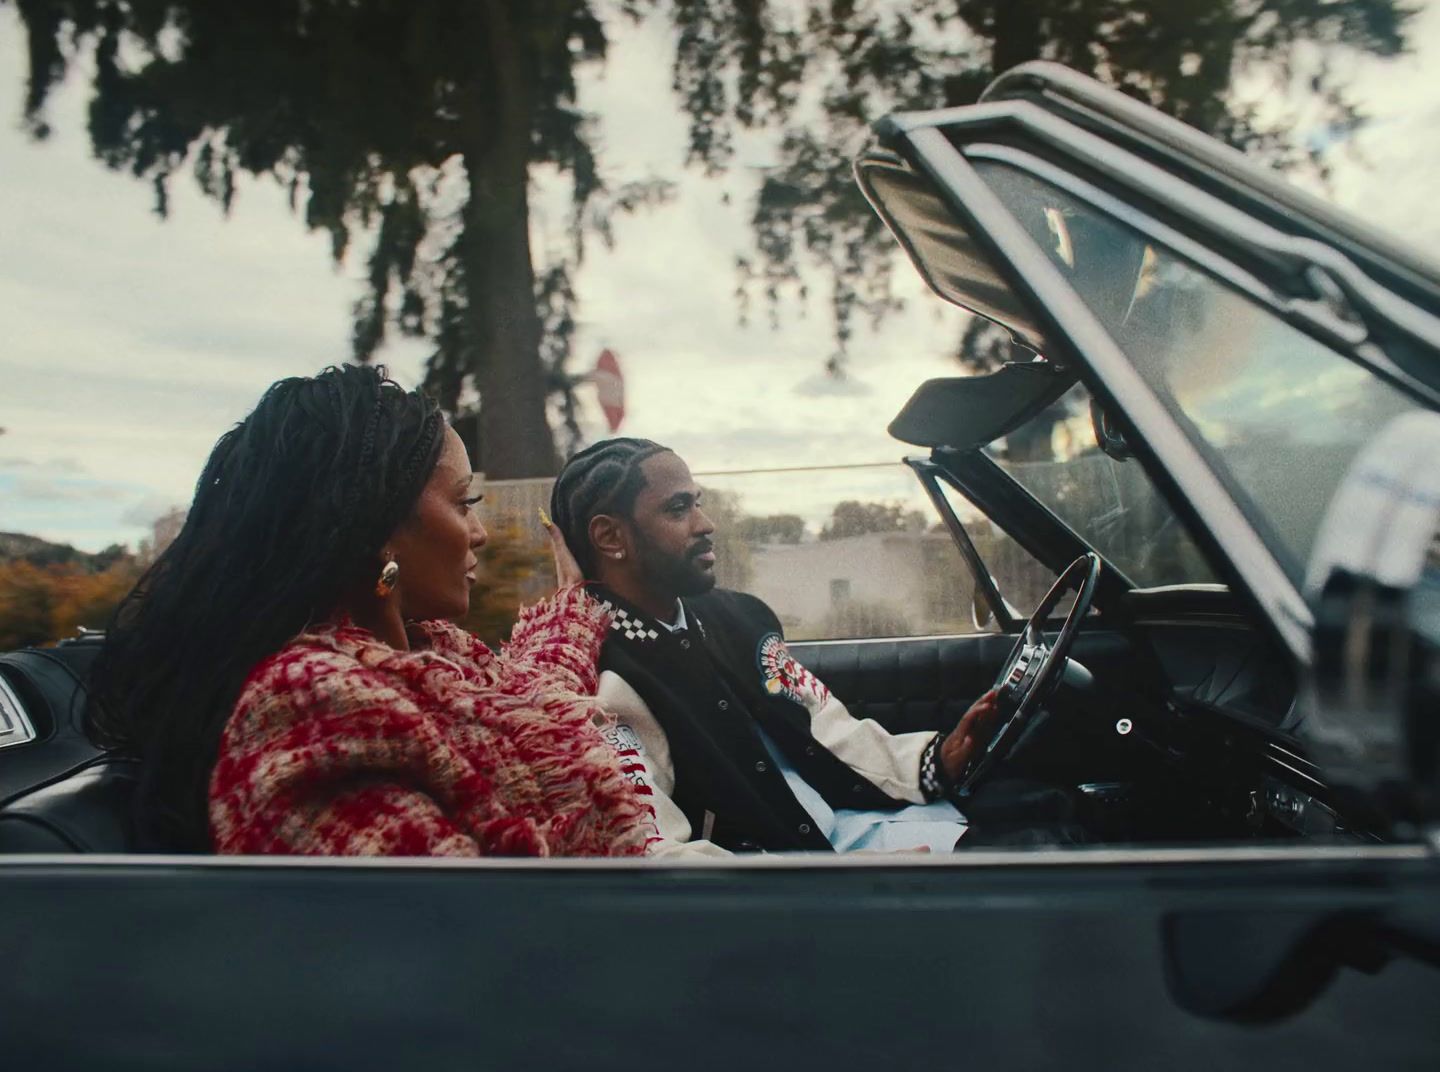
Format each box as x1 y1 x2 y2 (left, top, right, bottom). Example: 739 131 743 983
0 758 139 852
0 640 140 853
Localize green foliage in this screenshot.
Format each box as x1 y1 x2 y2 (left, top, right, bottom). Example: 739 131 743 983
736 512 806 544
818 597 912 640
698 485 755 591
718 0 1417 374
455 519 556 649
820 499 928 541
0 558 140 649
10 0 670 477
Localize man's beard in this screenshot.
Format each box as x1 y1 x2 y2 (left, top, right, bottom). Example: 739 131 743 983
635 534 717 598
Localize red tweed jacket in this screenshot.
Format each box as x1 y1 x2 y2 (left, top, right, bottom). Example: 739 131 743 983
209 585 651 857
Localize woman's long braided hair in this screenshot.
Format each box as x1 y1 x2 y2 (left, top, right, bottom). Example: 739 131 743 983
88 365 445 851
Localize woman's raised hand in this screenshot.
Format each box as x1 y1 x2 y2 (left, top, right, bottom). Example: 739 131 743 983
539 508 584 589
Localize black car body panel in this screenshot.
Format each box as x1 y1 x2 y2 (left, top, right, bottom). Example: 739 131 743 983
4 851 1440 1071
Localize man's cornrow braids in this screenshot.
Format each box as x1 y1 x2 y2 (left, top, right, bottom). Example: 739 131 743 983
550 437 670 576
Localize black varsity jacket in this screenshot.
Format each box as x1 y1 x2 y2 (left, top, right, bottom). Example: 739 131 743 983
594 587 946 853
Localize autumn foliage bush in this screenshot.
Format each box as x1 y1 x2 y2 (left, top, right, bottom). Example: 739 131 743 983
0 559 139 649
454 520 557 649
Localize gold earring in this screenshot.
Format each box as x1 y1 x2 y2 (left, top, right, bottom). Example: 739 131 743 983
375 559 400 598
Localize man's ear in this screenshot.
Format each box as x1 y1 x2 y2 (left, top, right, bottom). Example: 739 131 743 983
589 513 629 562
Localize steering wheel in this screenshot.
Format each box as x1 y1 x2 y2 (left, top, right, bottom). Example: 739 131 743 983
956 552 1101 796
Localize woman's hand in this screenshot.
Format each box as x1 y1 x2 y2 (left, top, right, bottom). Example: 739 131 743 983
540 508 584 588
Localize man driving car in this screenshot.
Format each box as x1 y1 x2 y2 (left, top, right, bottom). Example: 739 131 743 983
549 437 1080 855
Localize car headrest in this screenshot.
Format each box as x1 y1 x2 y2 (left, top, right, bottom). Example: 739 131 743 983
0 757 139 853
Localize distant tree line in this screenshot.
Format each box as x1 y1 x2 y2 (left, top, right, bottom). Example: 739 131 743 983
0 533 140 648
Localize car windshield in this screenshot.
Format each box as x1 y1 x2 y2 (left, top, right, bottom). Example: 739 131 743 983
974 161 1421 584
984 381 1217 589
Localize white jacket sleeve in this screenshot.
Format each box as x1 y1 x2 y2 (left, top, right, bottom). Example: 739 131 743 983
595 670 732 858
759 636 940 805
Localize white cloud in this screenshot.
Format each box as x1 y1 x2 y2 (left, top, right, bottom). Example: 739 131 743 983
792 371 876 398
12 476 124 502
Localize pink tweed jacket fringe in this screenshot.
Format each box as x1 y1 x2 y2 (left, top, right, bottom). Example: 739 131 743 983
209 585 651 857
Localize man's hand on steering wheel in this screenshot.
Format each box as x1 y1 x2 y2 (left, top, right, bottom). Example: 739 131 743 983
939 689 1002 783
954 553 1102 797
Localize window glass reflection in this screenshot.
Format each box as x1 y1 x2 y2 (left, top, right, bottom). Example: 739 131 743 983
976 161 1419 580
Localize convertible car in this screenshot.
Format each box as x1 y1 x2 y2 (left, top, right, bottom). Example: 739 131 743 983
3 63 1438 1069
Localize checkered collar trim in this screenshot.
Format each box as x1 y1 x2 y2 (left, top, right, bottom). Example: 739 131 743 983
596 593 706 646
602 602 662 644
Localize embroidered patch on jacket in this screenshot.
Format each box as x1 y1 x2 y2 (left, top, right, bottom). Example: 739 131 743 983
602 603 660 643
756 632 828 707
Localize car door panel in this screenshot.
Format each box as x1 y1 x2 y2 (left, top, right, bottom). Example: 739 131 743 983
2 854 1436 1070
791 632 1016 735
1134 622 1295 725
794 614 1293 727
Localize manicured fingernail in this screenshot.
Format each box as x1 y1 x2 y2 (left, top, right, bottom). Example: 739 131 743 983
538 507 553 528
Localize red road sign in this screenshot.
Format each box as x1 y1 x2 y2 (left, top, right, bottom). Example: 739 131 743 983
594 348 625 432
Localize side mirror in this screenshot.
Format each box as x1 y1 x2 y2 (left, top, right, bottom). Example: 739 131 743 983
1089 397 1133 461
1160 908 1437 1024
970 588 993 630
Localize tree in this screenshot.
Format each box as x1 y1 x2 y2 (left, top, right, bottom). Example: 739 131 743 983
456 519 556 647
720 0 1416 374
0 558 139 647
698 486 755 591
137 507 187 567
49 559 140 635
819 499 927 541
11 0 1415 465
0 561 57 649
11 0 673 477
818 597 912 640
736 513 806 544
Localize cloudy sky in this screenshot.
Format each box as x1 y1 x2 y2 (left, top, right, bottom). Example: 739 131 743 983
3 4 1440 551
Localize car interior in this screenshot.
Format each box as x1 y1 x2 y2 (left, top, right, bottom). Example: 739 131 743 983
0 365 1361 856
795 372 1340 849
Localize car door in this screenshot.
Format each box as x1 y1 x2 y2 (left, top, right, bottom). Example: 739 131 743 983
3 850 1438 1069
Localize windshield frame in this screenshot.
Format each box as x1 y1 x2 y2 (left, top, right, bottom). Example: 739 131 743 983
878 103 1440 378
920 446 1141 603
876 94 1440 665
963 144 1440 412
963 147 1436 588
880 118 1312 661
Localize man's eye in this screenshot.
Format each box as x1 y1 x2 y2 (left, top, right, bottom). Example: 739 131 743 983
461 495 484 511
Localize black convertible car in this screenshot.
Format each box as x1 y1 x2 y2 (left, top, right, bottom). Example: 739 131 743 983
3 64 1438 1069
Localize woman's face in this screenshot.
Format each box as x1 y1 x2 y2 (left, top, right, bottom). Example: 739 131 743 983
387 427 488 621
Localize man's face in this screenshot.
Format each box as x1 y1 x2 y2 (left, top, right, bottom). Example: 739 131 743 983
626 452 717 598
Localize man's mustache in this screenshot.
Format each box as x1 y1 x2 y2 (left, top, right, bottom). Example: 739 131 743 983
688 539 715 559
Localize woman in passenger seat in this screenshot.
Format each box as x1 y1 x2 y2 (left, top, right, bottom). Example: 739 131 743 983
87 365 651 857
